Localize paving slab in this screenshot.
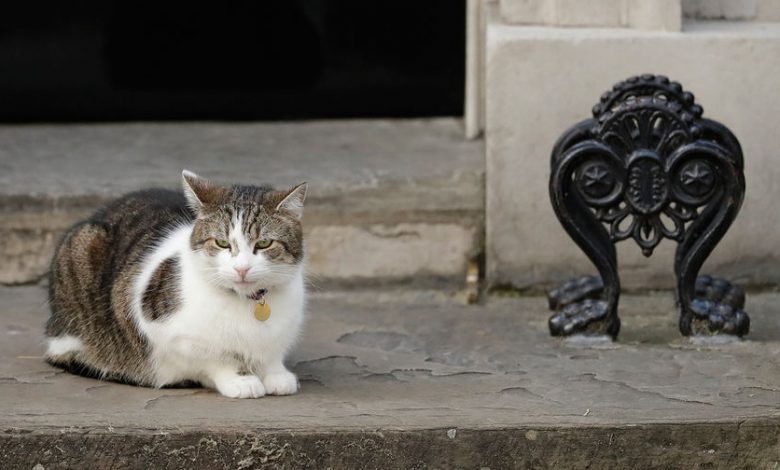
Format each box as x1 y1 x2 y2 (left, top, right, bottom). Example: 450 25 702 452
2 285 780 468
0 119 483 286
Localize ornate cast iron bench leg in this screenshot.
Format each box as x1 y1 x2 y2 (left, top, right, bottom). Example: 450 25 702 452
547 75 749 340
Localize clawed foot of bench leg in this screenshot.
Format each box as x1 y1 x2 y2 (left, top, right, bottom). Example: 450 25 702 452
547 275 604 310
548 298 617 337
547 276 617 339
682 275 749 337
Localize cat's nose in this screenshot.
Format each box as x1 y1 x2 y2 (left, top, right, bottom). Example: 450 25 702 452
234 266 250 279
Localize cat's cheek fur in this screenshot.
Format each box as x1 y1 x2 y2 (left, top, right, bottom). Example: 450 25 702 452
132 224 305 398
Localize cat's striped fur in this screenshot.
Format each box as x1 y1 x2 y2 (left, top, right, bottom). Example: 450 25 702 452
45 171 307 398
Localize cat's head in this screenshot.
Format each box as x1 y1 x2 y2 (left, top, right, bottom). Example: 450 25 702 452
181 170 306 293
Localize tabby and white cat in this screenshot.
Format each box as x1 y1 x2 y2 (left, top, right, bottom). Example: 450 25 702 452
44 171 307 398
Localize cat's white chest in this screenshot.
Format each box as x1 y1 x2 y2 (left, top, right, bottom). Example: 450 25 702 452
132 229 305 386
178 280 300 353
149 278 304 385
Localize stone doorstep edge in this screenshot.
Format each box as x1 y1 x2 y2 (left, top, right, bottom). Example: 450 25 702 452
1 419 778 468
0 181 486 287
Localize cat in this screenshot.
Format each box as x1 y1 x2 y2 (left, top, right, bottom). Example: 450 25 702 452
44 170 307 398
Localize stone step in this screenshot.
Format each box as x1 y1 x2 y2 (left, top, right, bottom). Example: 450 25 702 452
2 285 780 467
0 119 483 288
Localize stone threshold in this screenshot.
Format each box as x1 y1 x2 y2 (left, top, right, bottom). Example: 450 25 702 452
0 119 484 287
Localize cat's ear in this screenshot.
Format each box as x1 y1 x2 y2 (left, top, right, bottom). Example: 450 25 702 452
275 182 307 220
182 170 224 212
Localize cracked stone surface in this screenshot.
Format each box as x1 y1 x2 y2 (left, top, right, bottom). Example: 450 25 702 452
3 284 780 434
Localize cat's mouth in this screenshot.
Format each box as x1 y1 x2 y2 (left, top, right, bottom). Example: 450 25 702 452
230 281 259 295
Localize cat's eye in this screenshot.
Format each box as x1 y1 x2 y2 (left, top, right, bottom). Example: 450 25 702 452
255 239 273 250
214 239 230 249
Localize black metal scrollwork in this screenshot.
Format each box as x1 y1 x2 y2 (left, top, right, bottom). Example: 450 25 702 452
548 74 748 339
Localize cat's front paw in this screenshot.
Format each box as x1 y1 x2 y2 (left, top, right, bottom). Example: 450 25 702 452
263 371 299 396
217 375 266 399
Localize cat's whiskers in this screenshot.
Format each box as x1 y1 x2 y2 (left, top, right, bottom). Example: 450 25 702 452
300 266 325 293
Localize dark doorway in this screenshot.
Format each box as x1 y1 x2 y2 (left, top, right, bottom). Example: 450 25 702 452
0 1 466 122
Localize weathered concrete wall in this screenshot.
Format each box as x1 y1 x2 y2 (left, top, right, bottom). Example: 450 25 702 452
684 0 780 21
498 0 780 28
500 0 682 30
484 22 780 289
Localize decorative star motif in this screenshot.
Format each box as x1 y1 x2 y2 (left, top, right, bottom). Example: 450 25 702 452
681 163 713 195
581 164 613 196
